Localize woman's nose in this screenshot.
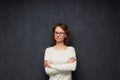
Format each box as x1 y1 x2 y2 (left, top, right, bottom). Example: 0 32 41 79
56 33 60 36
57 34 60 37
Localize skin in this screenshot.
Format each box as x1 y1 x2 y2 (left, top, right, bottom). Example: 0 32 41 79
44 26 76 68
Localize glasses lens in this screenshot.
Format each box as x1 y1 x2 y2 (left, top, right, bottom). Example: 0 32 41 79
54 32 65 35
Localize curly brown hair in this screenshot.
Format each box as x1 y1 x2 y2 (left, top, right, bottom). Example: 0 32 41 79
51 23 71 46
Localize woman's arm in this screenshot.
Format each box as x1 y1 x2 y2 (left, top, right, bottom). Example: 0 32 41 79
44 60 65 75
45 67 65 75
45 57 76 74
50 58 76 71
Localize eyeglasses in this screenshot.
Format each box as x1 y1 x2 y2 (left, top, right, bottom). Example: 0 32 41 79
54 32 65 35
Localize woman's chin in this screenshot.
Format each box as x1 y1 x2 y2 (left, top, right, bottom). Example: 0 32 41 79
56 40 63 43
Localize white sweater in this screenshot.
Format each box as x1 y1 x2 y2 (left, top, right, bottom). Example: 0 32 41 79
44 46 77 80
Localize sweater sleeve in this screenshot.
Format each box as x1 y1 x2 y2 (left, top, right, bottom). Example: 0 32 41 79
45 67 64 75
50 47 77 71
50 61 76 71
44 48 64 75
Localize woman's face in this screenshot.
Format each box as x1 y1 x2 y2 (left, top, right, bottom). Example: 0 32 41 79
54 26 67 43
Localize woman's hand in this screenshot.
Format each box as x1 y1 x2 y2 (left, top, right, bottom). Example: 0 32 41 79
67 57 76 64
44 60 52 68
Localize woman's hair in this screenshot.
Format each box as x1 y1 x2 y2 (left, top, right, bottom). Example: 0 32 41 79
51 23 71 46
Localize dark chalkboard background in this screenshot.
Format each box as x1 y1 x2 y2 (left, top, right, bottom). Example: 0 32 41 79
0 0 120 80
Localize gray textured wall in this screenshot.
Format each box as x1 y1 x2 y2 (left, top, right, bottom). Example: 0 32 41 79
0 0 120 80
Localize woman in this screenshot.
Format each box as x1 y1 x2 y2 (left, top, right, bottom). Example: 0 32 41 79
44 23 77 80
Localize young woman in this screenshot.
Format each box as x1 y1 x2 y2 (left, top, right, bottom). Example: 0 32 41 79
44 23 77 80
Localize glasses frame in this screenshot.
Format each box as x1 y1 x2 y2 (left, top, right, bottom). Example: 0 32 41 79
54 31 66 36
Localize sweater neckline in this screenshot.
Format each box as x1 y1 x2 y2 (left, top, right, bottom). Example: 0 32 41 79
52 46 69 51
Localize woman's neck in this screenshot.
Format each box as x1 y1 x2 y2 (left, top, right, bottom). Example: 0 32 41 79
54 42 67 50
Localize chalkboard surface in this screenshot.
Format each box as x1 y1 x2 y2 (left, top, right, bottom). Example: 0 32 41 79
0 0 120 80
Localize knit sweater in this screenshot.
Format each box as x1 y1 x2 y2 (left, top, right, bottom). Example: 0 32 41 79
44 46 77 80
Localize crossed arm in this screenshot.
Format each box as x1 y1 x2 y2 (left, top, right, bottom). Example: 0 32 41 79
44 57 76 75
44 57 76 67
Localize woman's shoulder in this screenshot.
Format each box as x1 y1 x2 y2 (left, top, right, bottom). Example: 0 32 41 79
68 46 75 50
45 46 53 51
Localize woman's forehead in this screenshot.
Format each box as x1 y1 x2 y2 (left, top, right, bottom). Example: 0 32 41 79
55 26 65 32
